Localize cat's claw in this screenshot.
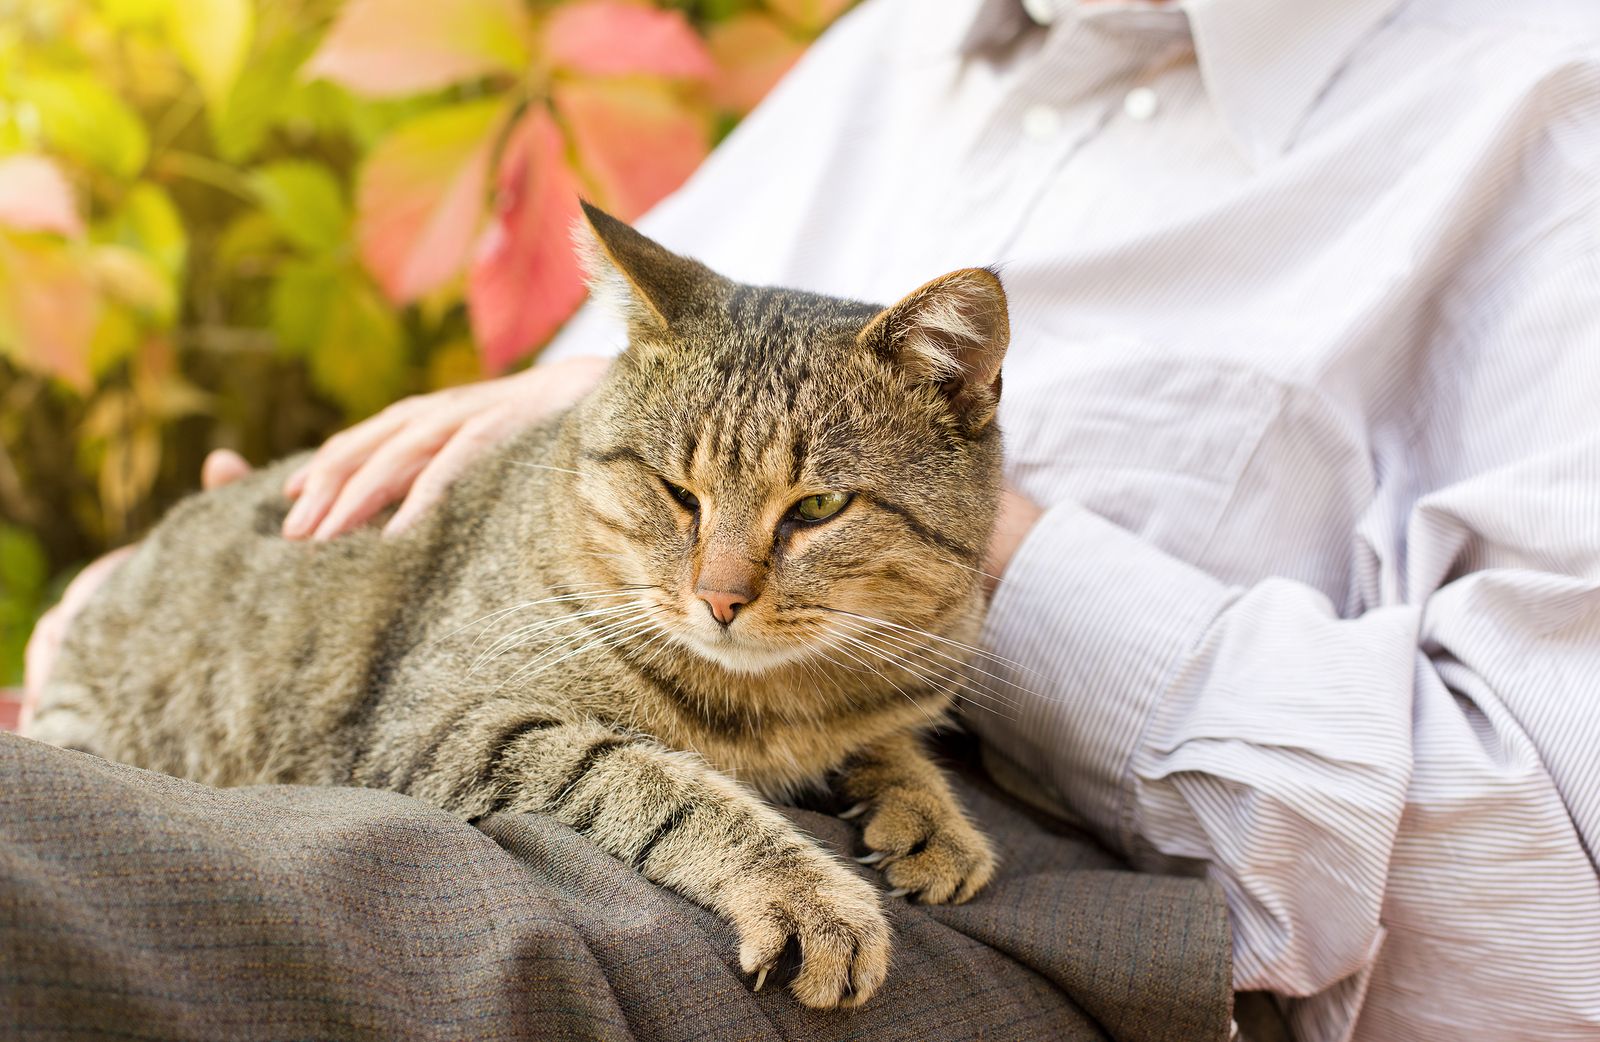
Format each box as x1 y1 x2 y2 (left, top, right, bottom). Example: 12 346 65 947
838 801 870 820
854 787 999 905
733 862 891 1009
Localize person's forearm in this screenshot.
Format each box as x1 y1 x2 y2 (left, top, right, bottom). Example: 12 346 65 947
972 500 1413 995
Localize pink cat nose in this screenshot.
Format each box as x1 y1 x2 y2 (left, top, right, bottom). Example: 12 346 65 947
697 589 749 626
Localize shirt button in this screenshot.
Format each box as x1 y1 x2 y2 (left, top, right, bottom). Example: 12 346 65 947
1123 86 1159 121
1022 103 1061 140
1022 0 1058 25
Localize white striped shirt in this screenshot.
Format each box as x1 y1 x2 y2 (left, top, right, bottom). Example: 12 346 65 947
542 0 1600 1037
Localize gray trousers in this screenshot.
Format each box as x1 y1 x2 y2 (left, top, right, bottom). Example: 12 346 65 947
0 732 1232 1041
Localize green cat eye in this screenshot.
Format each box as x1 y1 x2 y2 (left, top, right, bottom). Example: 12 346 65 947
663 480 699 510
793 491 850 522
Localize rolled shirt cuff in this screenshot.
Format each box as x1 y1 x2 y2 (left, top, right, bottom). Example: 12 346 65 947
972 501 1237 853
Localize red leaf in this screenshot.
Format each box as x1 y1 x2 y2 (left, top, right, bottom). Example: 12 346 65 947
357 99 505 302
705 13 806 114
306 0 534 97
543 1 714 81
555 80 709 221
467 107 587 372
0 691 20 734
0 155 83 237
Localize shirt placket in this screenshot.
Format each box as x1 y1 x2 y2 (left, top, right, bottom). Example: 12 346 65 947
951 11 1193 263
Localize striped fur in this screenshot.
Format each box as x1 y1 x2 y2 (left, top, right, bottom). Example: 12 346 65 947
34 206 1010 1010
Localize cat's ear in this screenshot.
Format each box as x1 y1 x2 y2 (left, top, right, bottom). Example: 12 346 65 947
858 268 1010 430
574 200 721 334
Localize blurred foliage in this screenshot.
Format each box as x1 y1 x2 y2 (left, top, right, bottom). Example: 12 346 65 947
0 0 854 685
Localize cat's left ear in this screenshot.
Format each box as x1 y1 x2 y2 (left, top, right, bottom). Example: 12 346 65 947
858 268 1010 431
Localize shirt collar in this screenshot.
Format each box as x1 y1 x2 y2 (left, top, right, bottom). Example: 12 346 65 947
954 0 1405 165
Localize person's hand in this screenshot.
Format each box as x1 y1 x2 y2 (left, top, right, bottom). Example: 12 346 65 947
281 355 611 541
21 449 253 734
983 484 1042 600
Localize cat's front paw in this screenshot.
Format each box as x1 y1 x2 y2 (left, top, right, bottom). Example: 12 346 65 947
847 787 996 904
733 857 891 1009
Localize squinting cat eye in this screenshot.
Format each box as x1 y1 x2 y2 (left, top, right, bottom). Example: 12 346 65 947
792 491 851 523
662 480 700 510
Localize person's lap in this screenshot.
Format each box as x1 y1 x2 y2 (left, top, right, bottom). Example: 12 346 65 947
13 449 1233 1040
0 730 1232 1042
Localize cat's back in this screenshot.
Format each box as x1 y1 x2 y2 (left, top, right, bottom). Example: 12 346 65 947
39 455 417 784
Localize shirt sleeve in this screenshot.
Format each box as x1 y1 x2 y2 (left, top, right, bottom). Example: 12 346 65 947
972 246 1600 1004
976 503 1416 996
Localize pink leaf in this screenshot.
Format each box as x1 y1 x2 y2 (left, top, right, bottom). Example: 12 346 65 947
305 0 534 97
555 79 709 221
467 107 587 372
543 1 714 81
705 13 806 114
0 234 98 391
0 155 83 237
357 99 505 302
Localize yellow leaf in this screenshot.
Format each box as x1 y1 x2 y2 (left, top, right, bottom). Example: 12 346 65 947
167 0 254 114
100 422 161 535
90 244 176 323
425 337 483 390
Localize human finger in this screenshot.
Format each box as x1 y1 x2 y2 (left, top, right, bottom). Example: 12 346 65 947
307 420 456 541
281 397 422 511
202 448 252 490
382 413 513 536
281 406 430 539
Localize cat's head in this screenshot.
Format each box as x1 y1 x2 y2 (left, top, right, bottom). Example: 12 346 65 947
567 204 1008 676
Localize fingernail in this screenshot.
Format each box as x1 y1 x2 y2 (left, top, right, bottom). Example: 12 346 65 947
839 802 870 820
282 500 310 538
886 887 912 899
855 851 887 865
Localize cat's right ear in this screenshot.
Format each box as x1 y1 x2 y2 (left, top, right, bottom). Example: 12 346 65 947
857 268 1010 432
574 201 722 336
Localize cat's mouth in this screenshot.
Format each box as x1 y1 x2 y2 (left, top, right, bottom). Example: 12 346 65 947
678 628 811 675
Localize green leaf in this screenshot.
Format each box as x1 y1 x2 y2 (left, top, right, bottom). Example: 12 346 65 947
250 160 349 256
272 263 407 418
22 71 150 178
100 182 187 281
166 0 254 116
313 276 409 419
269 259 336 354
0 522 48 688
212 29 318 164
89 303 142 379
0 523 46 603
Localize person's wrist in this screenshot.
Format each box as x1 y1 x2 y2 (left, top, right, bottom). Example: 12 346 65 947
984 485 1043 599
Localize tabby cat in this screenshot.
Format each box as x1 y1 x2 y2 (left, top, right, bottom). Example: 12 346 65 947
34 203 1010 1009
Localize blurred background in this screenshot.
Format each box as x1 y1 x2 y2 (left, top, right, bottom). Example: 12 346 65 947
0 0 855 690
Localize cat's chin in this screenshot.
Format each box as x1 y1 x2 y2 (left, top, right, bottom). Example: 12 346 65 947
678 631 811 675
